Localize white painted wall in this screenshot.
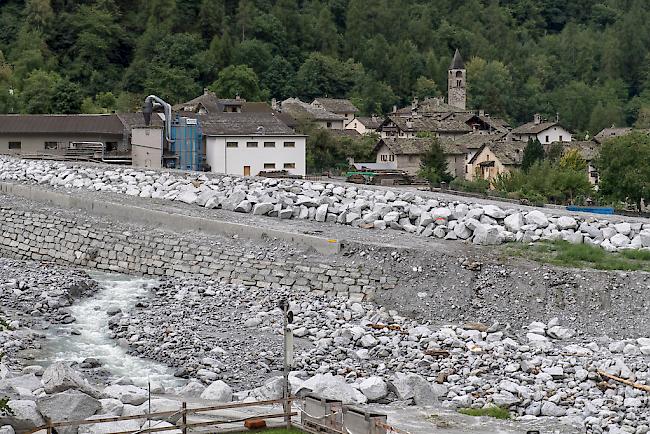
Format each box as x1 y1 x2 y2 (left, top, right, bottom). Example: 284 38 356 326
205 135 306 177
536 126 572 144
315 119 344 129
346 119 370 135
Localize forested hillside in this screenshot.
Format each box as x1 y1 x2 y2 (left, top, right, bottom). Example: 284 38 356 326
1 0 649 135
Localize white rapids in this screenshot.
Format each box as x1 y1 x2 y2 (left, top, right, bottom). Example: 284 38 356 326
38 272 180 387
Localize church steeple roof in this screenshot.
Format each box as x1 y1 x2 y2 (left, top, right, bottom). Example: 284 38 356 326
449 49 465 70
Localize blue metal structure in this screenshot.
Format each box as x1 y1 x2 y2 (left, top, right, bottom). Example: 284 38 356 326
566 205 615 215
169 115 203 171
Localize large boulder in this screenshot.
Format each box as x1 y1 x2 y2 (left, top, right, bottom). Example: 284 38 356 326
177 381 205 397
639 230 650 247
77 414 140 434
610 233 630 248
0 400 46 432
388 373 438 406
252 202 274 216
37 390 101 434
504 213 524 232
174 190 198 205
540 401 566 417
453 222 472 240
482 205 506 219
296 374 366 405
315 204 328 222
248 377 284 400
556 216 578 230
359 377 388 401
221 191 246 211
0 426 15 434
524 210 549 228
130 399 182 423
200 380 232 402
103 385 148 405
472 225 502 245
42 363 103 399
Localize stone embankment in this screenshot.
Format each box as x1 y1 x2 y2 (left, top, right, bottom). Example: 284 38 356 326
1 156 649 252
0 206 383 301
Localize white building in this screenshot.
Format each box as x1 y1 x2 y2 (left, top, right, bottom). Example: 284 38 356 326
346 116 382 135
200 112 307 177
511 113 572 144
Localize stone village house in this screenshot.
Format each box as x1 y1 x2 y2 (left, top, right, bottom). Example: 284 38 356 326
374 137 466 178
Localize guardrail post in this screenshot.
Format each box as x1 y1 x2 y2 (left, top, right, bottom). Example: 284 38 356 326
181 401 187 434
46 421 53 434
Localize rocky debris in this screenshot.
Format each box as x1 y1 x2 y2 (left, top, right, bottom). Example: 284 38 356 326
1 156 648 252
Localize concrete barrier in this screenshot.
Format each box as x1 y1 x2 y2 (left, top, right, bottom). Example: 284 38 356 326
0 182 341 255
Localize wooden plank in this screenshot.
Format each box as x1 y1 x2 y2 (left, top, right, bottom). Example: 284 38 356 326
598 370 650 392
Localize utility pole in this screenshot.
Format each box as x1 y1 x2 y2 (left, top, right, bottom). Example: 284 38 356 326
279 297 294 428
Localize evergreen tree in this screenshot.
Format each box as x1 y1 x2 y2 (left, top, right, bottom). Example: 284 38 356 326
418 138 452 184
522 138 545 172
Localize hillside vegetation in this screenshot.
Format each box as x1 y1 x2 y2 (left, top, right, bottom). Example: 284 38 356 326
1 0 649 135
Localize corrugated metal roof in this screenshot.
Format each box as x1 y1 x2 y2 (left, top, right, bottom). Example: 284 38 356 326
0 114 125 135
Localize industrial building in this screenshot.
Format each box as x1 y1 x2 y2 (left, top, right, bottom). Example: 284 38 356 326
0 102 307 177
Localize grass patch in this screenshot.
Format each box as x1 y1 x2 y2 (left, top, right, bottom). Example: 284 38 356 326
257 429 304 434
458 407 511 420
504 240 650 272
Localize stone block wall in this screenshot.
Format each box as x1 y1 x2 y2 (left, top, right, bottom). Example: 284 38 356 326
0 207 392 301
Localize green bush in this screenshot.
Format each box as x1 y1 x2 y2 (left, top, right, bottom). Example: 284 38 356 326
449 178 489 193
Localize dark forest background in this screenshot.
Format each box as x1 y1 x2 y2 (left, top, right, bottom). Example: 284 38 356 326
1 0 650 136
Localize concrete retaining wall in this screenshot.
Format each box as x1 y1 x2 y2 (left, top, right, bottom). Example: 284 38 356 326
0 182 341 255
0 206 390 301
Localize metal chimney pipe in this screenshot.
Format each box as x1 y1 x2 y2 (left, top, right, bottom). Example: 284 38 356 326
143 95 173 143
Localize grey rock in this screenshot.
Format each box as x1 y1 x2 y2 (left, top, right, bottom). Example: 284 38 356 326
37 390 101 434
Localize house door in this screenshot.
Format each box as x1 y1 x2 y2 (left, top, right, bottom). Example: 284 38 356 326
243 166 251 176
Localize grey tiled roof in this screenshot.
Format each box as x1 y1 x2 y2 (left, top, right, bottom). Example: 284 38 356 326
197 112 297 136
440 132 507 150
511 121 558 135
376 137 466 156
280 98 345 122
0 114 125 135
312 98 359 114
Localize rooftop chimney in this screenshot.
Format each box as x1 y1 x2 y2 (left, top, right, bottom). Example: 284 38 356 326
478 109 485 117
271 98 277 110
392 105 397 113
533 113 542 125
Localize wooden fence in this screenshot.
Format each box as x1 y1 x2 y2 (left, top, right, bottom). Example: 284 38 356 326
25 398 295 434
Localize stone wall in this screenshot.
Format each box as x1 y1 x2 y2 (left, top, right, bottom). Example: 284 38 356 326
0 206 390 301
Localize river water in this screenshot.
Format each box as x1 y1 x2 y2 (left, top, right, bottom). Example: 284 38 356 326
36 272 181 387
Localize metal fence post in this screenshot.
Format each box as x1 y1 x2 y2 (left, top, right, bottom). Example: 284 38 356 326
181 401 187 434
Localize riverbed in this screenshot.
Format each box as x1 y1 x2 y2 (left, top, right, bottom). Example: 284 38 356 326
34 272 181 387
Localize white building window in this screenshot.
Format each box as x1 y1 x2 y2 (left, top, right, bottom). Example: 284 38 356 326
284 163 296 169
8 141 21 150
264 163 275 169
545 135 549 143
264 141 275 148
559 135 563 142
226 142 238 148
283 141 295 148
247 141 258 148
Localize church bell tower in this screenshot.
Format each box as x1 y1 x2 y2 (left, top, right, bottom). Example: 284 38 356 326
448 48 466 110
